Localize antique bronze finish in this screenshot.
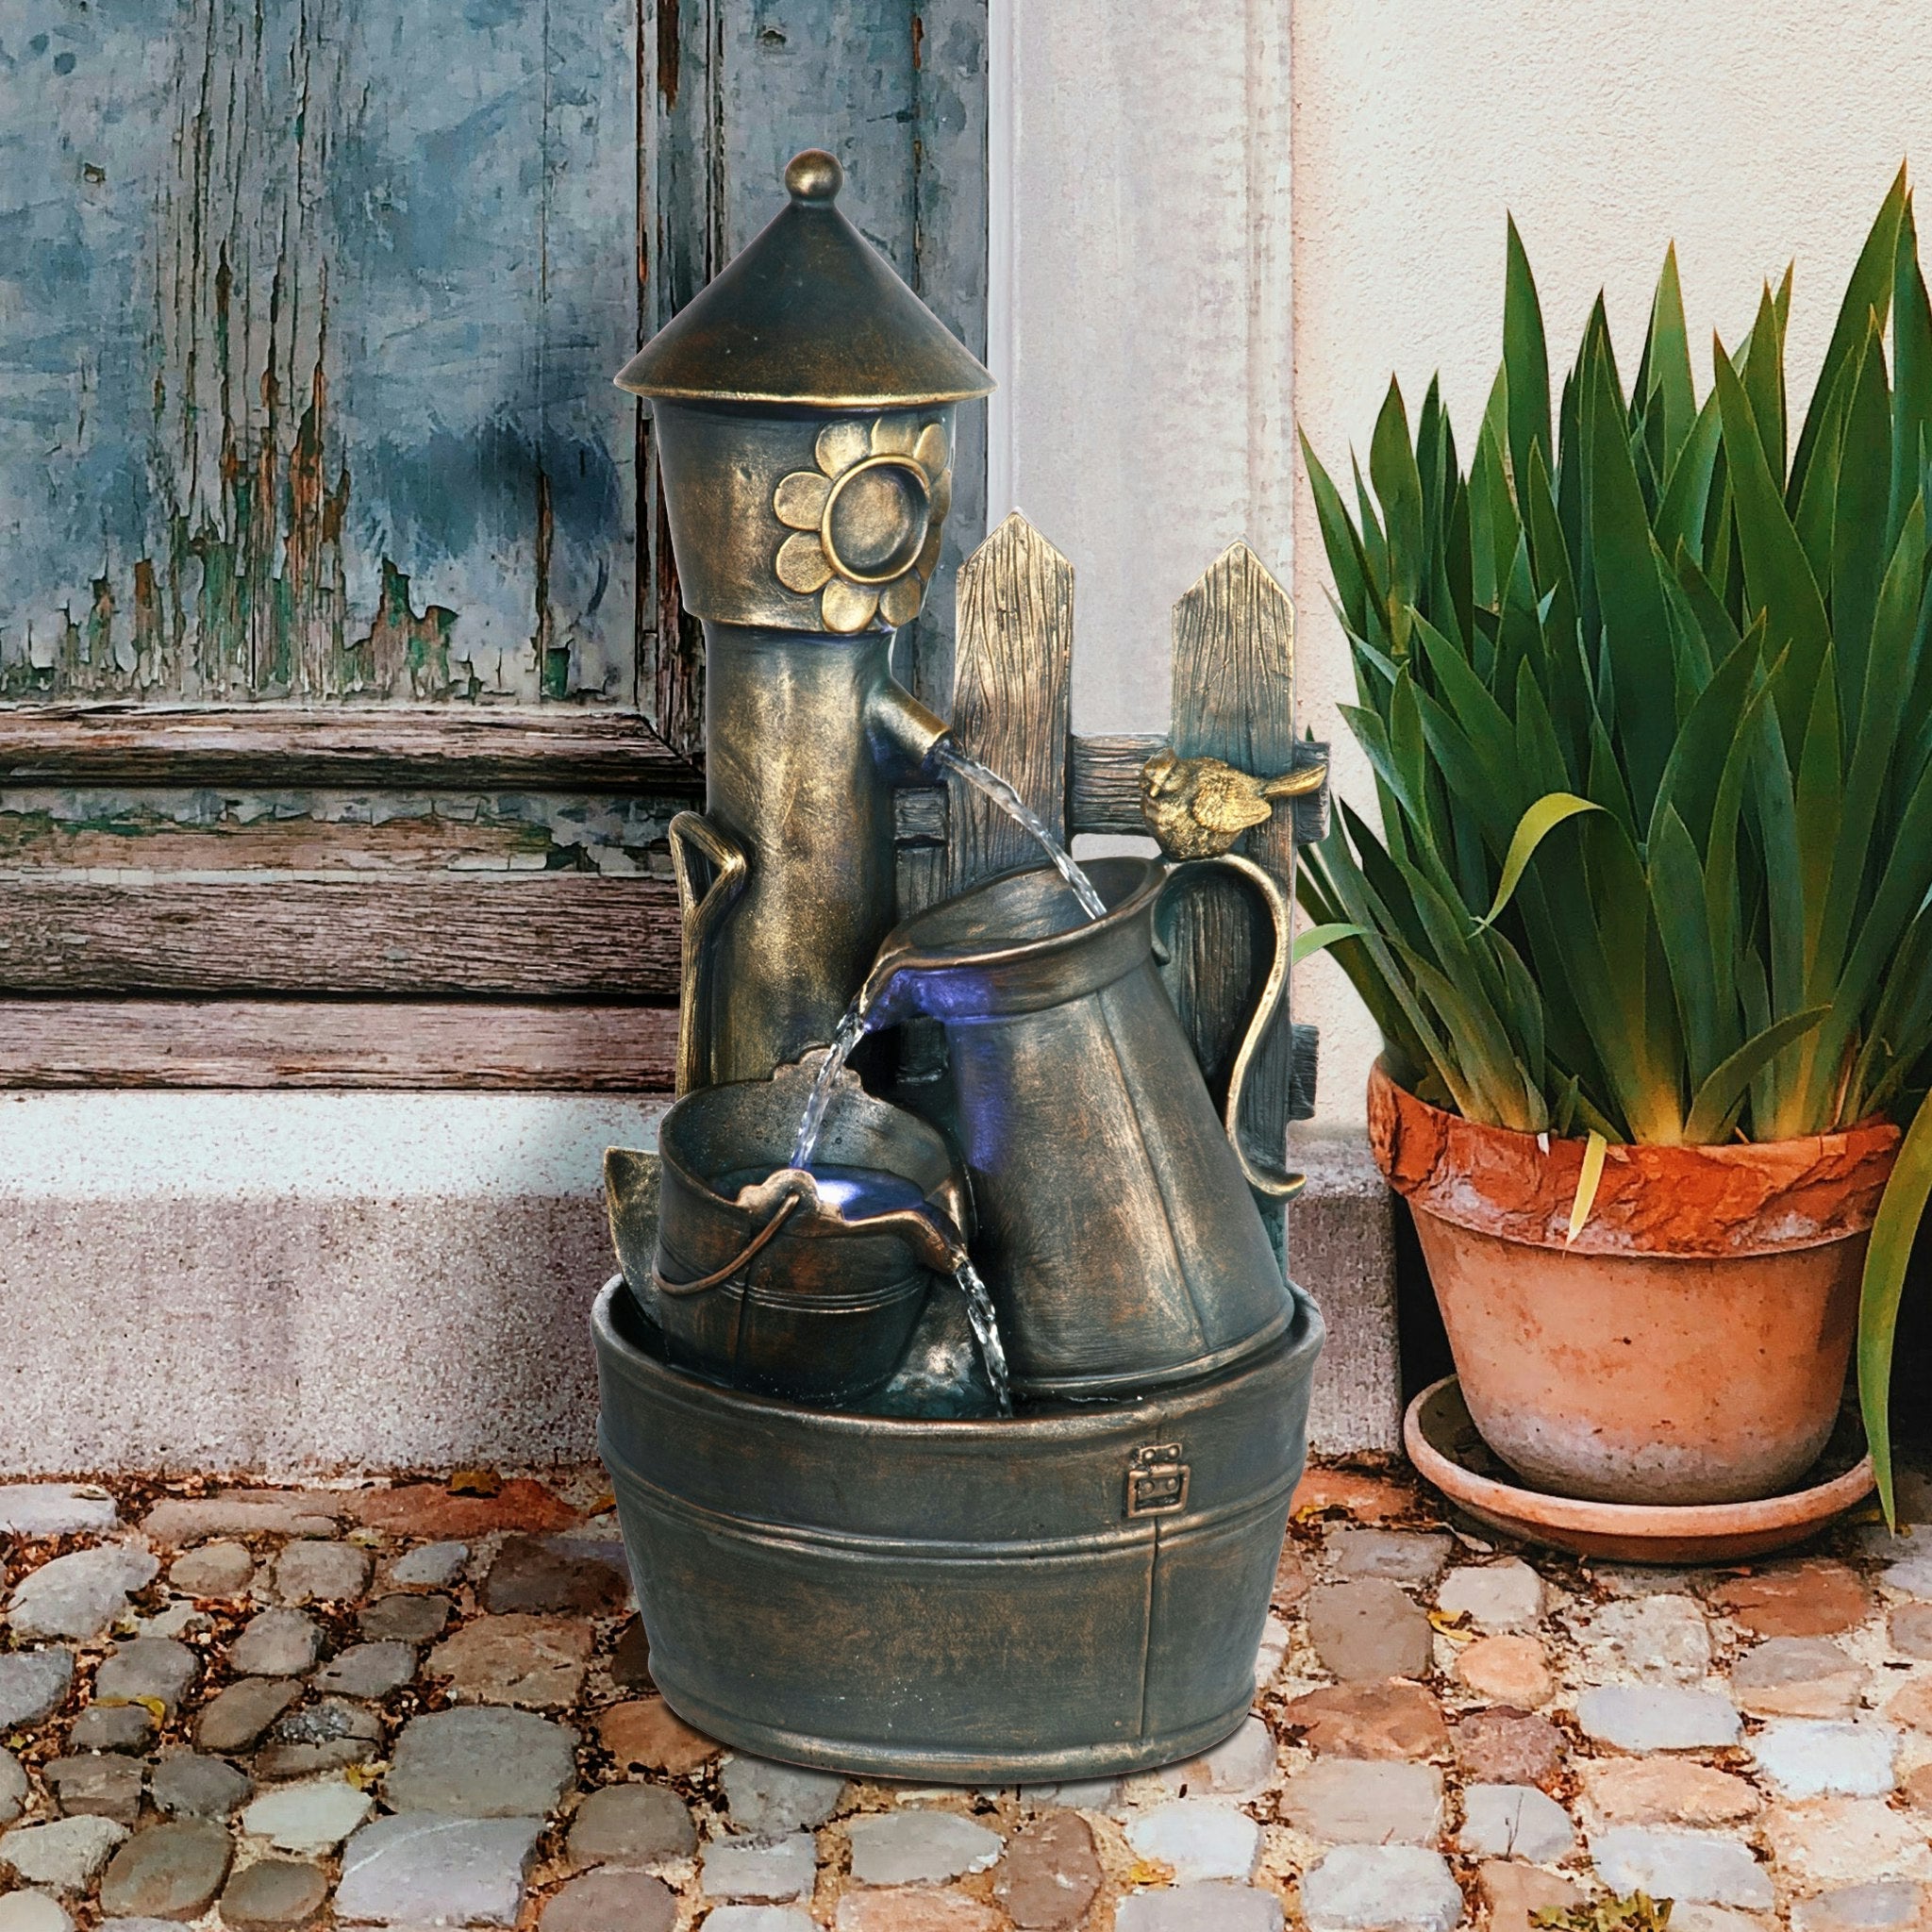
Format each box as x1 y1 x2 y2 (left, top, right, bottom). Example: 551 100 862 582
595 1275 1324 1779
596 148 1324 1780
1139 747 1330 861
863 856 1298 1398
615 150 991 1088
632 1060 970 1405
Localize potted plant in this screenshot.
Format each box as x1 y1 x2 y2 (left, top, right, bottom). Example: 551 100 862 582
1298 169 1932 1517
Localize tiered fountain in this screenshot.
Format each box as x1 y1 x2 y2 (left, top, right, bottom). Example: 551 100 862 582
592 150 1324 1781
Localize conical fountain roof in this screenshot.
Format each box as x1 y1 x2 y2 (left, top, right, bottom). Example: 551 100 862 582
616 150 993 409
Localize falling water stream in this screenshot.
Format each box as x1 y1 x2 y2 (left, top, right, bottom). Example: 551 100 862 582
929 741 1109 919
784 740 1110 1414
955 1260 1014 1415
789 999 873 1171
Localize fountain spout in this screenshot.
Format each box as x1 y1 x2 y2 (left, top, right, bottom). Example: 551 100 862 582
618 150 991 1091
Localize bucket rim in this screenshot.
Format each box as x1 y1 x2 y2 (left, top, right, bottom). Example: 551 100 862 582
592 1274 1324 1441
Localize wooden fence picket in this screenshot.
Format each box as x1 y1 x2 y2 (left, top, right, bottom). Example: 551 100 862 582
944 513 1076 894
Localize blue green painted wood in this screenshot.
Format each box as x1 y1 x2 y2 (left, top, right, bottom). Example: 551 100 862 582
0 0 638 705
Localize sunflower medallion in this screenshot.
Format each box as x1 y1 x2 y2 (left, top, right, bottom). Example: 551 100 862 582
772 414 953 632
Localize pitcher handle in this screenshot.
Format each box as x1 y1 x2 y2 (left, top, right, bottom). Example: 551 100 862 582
668 810 749 1095
1165 853 1306 1200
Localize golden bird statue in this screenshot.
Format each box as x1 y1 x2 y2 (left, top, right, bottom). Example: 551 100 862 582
1139 747 1328 860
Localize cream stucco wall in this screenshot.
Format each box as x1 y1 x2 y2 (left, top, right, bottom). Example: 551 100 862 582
997 0 1932 1134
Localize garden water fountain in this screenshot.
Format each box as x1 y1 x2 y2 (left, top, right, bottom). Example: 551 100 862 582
592 149 1325 1779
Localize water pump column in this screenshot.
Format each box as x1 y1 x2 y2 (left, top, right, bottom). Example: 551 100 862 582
616 150 991 1091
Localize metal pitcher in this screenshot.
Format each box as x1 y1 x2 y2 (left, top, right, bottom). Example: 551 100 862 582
860 854 1297 1400
609 1059 971 1407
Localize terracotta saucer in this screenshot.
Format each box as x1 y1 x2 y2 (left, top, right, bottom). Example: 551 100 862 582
1404 1374 1874 1565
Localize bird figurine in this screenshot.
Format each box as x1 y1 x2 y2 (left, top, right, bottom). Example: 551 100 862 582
1139 747 1327 860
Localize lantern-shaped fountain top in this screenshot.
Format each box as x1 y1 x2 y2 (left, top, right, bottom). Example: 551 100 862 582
617 150 992 636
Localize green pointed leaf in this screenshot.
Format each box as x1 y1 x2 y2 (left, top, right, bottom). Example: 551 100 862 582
1791 159 1907 503
1370 378 1424 624
1712 341 1833 758
1794 652 1844 988
1649 806 1722 1091
1586 356 1677 811
1504 216 1551 489
1643 242 1697 472
1292 922 1371 966
1684 1007 1830 1144
1300 431 1374 637
1791 349 1854 590
1831 314 1893 707
1740 282 1789 487
1892 192 1932 550
1859 1090 1932 1526
1657 389 1724 565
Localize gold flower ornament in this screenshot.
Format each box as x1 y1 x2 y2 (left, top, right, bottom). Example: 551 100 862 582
773 414 952 632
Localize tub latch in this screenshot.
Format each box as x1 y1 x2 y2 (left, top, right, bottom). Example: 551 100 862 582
1126 1442 1190 1518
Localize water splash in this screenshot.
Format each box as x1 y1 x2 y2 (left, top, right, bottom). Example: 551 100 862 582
930 741 1108 920
790 998 873 1172
955 1259 1014 1416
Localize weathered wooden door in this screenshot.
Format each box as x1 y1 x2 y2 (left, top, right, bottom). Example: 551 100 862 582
0 0 986 1087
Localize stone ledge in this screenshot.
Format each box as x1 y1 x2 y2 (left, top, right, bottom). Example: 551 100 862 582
1288 1127 1401 1456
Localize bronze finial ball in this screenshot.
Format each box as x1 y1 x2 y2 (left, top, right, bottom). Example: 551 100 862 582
785 149 843 204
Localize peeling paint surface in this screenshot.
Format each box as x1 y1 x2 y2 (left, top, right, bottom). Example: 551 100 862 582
0 787 680 874
0 0 637 703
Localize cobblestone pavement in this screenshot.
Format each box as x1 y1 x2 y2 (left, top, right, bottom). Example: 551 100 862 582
5 1461 1932 1930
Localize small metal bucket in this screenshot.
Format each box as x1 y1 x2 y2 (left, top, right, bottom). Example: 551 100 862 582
861 854 1297 1400
608 1060 969 1407
594 1273 1324 1779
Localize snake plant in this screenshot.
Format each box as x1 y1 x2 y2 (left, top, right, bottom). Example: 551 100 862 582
1297 168 1932 1519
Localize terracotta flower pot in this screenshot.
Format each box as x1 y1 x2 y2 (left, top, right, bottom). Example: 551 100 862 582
1367 1063 1899 1506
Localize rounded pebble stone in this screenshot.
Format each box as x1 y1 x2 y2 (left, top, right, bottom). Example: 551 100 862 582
719 1755 846 1836
269 1541 370 1607
228 1611 322 1678
1890 1602 1932 1659
1305 1579 1433 1680
217 1857 330 1929
0 1895 73 1932
69 1705 157 1756
382 1707 579 1817
1452 1706 1566 1786
94 1639 197 1715
358 1593 450 1644
848 1812 1005 1887
1123 1801 1261 1884
309 1641 417 1701
541 1870 677 1932
44 1753 144 1825
0 1650 77 1730
98 1820 235 1921
196 1678 301 1755
150 1752 253 1820
388 1542 468 1590
993 1811 1102 1930
240 1775 374 1853
0 1746 28 1824
0 1814 130 1890
566 1782 697 1867
168 1543 255 1598
7 1546 159 1642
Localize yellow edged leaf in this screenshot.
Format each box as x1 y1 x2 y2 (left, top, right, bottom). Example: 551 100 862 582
1475 792 1604 930
447 1468 503 1498
1567 1131 1608 1244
